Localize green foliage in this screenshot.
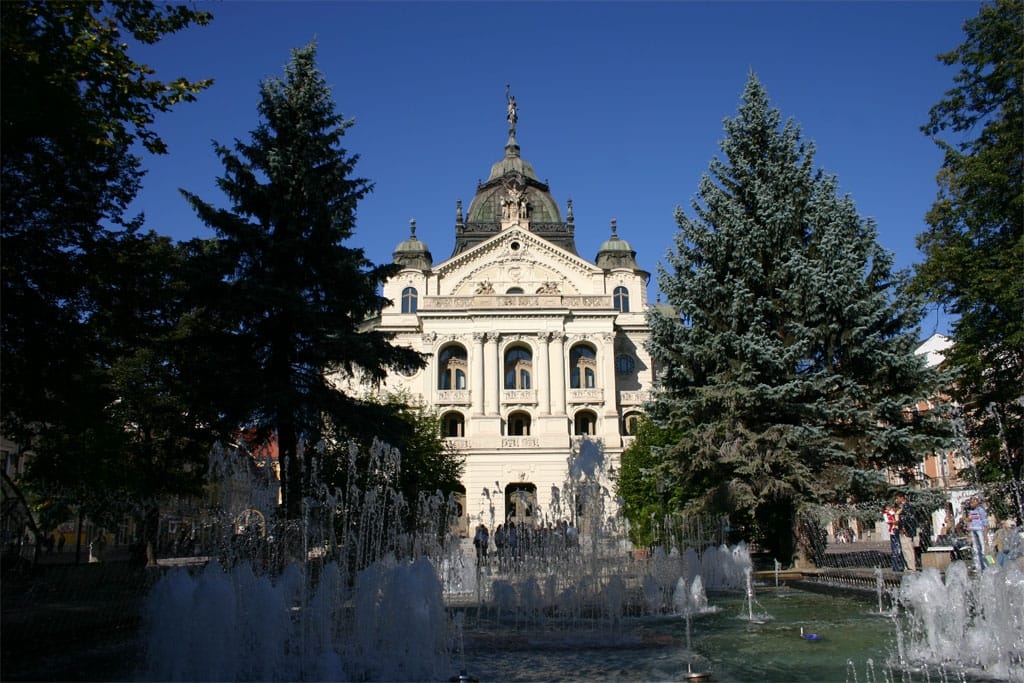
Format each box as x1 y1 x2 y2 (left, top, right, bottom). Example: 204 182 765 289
614 416 678 547
1 1 212 521
181 44 425 518
648 74 950 563
914 0 1023 506
333 391 464 528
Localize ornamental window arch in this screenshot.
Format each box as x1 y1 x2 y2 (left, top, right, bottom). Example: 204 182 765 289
506 410 532 436
569 342 598 389
503 343 533 390
438 344 468 390
573 409 598 436
613 286 629 313
441 410 465 438
401 286 418 314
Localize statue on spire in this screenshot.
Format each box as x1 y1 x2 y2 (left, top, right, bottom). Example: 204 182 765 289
506 83 518 135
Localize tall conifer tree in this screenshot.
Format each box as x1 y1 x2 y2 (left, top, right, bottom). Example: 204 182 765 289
647 75 947 562
183 44 423 519
914 0 1023 512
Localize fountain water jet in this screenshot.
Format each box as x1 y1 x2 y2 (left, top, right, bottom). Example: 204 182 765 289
137 439 1024 682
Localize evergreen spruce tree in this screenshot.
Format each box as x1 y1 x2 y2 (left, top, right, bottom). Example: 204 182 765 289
647 74 948 562
182 44 424 519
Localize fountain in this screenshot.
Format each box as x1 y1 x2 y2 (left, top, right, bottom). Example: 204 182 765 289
135 439 1024 682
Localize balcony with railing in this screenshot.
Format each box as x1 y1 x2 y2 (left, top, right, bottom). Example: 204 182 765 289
436 390 471 405
567 388 604 404
501 389 537 405
501 436 540 448
443 437 472 450
421 295 613 311
618 390 652 405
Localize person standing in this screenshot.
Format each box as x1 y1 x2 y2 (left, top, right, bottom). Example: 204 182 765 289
994 519 1022 568
884 504 903 572
895 492 917 572
472 523 489 565
967 497 989 572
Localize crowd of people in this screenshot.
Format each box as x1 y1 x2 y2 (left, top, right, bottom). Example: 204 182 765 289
884 493 1022 573
472 519 581 572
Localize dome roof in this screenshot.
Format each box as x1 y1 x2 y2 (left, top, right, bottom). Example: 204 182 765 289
393 219 432 270
453 89 577 256
596 219 642 272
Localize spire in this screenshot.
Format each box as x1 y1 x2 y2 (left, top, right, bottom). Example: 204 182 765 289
409 218 417 239
610 218 618 239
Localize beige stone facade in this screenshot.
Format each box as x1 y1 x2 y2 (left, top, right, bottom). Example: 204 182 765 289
368 116 653 532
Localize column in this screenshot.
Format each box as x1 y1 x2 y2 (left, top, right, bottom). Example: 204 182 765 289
536 332 551 416
485 332 500 416
600 332 618 419
471 333 485 416
549 333 566 415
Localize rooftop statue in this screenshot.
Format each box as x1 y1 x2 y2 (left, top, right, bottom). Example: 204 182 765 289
506 83 518 134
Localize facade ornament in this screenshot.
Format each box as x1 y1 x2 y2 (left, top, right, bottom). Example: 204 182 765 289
501 174 529 221
422 331 437 344
536 281 560 295
566 198 574 223
456 199 463 225
475 280 495 295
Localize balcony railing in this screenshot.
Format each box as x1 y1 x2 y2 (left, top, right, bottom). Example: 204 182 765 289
422 295 613 310
501 436 540 448
443 438 472 450
619 390 652 405
567 388 604 403
501 389 537 404
436 390 471 405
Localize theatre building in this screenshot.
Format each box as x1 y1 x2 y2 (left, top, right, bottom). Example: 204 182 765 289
368 99 654 531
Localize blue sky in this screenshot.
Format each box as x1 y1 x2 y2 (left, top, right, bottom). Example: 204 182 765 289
128 1 981 338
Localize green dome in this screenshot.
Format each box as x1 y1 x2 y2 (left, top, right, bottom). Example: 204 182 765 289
595 219 641 270
393 219 432 270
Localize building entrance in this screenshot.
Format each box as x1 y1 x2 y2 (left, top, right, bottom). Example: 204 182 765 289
504 483 537 525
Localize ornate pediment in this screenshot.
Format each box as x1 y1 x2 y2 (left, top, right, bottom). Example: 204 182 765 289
436 227 598 298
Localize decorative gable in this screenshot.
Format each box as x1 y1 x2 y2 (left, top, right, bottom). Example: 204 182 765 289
434 227 601 297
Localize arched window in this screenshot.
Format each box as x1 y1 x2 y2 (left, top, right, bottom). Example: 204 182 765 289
507 411 531 436
570 344 598 389
613 286 629 313
506 287 524 294
504 345 532 389
442 411 465 437
623 411 642 436
401 286 418 314
438 346 468 390
574 410 597 436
